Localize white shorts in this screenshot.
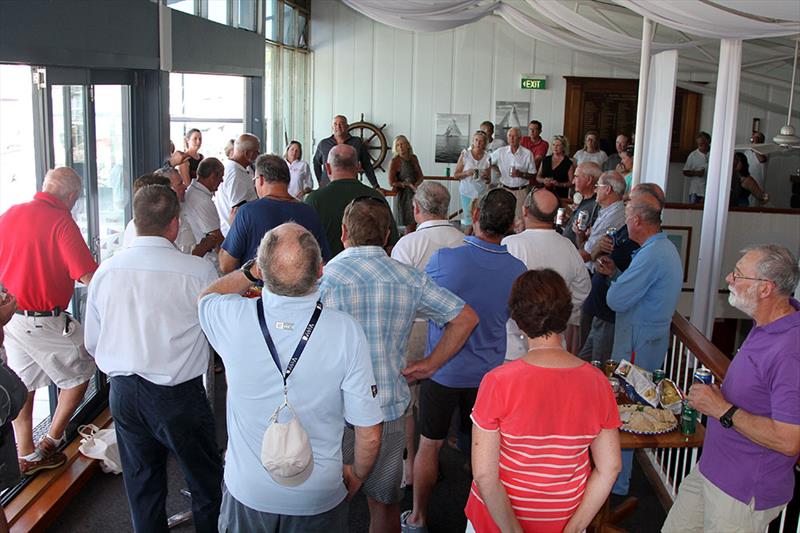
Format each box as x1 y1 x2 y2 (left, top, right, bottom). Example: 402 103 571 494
4 314 96 391
662 467 785 533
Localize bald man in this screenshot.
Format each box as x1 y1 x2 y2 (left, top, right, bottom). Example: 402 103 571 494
0 167 98 476
501 188 590 359
313 115 379 188
215 133 261 236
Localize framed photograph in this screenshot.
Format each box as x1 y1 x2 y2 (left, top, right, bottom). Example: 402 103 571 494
494 101 530 142
435 113 470 164
663 225 692 283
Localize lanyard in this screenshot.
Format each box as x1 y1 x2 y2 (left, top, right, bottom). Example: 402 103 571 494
256 298 323 389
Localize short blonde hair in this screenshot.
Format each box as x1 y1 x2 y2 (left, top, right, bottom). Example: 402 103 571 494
551 135 570 154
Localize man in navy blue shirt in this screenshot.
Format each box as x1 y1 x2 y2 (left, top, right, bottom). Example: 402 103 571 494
402 189 527 532
219 154 331 273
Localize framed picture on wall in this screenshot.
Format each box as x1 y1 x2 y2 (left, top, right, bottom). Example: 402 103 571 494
663 225 692 283
435 113 470 163
495 101 530 142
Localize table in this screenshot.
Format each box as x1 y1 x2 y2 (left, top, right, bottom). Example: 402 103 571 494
589 414 705 533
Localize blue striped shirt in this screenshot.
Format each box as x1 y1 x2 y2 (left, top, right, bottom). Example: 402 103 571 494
321 246 465 421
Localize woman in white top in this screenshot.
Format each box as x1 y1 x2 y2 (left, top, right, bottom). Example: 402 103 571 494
573 130 608 167
284 140 314 200
454 131 491 227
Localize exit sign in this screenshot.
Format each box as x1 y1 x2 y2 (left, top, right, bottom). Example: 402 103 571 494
521 75 547 90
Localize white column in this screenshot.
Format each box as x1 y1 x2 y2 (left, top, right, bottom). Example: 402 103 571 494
639 49 678 190
690 39 743 337
631 17 653 187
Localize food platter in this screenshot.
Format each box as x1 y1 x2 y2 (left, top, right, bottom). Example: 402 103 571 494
618 404 678 435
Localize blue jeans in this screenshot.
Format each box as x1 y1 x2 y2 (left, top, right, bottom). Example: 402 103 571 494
110 375 223 533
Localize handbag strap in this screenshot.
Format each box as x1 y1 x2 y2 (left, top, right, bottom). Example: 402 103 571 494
256 298 323 388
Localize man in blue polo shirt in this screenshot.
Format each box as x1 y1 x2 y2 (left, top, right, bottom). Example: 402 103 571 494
402 189 527 531
218 154 331 273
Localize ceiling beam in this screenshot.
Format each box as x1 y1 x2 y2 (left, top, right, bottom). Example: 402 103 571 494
743 54 795 70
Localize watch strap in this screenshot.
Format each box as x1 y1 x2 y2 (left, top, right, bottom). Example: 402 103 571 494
721 405 739 428
241 259 258 283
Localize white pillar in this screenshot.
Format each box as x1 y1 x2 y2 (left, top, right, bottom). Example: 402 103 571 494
639 49 678 190
631 17 653 187
690 39 743 337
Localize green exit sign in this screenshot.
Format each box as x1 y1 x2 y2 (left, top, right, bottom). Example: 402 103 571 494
521 76 547 90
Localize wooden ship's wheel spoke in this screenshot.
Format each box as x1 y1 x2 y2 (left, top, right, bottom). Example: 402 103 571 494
347 113 388 173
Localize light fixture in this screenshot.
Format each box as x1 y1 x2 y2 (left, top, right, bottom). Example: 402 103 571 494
773 38 800 147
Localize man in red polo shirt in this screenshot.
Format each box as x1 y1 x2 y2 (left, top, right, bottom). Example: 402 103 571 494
520 120 549 177
0 167 98 475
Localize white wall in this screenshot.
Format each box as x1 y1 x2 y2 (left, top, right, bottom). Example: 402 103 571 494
311 1 799 205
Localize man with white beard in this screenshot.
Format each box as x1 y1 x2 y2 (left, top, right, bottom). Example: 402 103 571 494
664 245 800 533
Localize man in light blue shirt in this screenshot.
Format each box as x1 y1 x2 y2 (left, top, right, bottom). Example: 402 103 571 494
84 185 223 532
403 188 527 531
199 223 383 531
596 185 682 496
321 197 477 533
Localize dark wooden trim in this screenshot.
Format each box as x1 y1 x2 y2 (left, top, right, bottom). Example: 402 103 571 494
636 449 675 510
6 409 113 533
665 202 800 215
670 312 731 381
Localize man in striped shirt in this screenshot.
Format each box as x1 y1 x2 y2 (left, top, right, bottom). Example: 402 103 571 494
320 197 478 533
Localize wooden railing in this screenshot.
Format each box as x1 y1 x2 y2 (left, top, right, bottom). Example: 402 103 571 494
642 313 799 532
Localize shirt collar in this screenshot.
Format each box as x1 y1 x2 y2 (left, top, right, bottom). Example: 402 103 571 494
631 231 666 257
189 180 212 196
34 191 70 211
330 245 387 263
754 298 800 335
417 220 454 230
464 235 508 254
130 236 180 249
600 200 624 213
261 287 322 310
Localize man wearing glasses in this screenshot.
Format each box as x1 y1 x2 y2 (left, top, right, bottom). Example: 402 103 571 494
214 133 261 237
573 171 626 272
664 245 800 532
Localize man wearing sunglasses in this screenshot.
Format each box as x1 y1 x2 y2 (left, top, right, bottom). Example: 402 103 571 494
664 245 800 533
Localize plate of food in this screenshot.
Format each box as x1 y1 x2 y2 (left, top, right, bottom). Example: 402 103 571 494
618 404 678 435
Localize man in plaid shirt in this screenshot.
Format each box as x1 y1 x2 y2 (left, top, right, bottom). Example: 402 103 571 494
320 197 478 533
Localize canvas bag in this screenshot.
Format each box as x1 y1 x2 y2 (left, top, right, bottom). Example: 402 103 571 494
256 298 322 487
78 423 122 474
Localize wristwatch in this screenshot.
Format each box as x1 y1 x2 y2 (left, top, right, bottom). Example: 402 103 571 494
720 405 739 428
240 259 258 283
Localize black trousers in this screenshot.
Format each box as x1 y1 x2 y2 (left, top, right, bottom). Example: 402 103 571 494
110 375 223 533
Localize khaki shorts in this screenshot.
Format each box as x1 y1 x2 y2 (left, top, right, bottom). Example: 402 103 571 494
4 314 96 391
405 320 428 415
662 467 785 533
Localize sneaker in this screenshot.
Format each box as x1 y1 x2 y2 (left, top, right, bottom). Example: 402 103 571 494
19 451 67 476
400 510 428 533
36 435 64 459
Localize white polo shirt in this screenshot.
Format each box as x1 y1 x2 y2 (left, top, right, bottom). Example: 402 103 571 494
491 145 536 189
683 149 709 197
215 159 257 236
391 220 464 271
122 207 196 256
184 180 221 268
84 236 217 386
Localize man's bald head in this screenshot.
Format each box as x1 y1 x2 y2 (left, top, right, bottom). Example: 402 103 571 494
326 144 358 179
233 134 261 165
256 223 322 297
42 167 82 207
631 182 666 209
627 192 662 227
523 188 560 224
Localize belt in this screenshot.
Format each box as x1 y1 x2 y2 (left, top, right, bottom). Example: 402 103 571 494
502 185 527 191
15 308 62 318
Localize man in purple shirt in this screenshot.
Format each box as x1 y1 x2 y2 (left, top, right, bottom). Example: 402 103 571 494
663 244 800 533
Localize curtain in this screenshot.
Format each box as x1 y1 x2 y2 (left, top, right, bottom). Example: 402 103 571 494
706 1 800 23
340 0 499 32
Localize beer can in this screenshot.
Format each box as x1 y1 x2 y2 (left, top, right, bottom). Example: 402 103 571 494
681 400 696 435
577 210 589 231
555 208 566 227
694 368 713 385
591 360 602 369
606 226 618 246
474 168 480 181
608 377 621 396
603 359 618 378
653 369 666 384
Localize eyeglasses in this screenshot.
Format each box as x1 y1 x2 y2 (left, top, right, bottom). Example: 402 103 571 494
595 183 610 190
731 269 771 284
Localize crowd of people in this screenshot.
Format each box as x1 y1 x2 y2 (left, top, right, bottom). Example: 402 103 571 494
0 113 797 533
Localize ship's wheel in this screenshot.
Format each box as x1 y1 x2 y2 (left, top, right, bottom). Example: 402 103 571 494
348 114 389 172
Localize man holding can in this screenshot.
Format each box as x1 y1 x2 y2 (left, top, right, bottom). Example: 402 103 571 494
663 245 800 533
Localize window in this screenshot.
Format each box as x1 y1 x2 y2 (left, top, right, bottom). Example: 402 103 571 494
166 0 195 16
169 73 246 160
0 65 37 215
166 0 259 32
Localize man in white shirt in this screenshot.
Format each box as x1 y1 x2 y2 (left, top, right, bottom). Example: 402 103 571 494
84 184 223 533
390 181 464 487
156 166 196 255
215 133 261 236
490 127 536 221
480 121 506 184
745 131 768 203
184 157 225 268
682 131 711 203
199 223 383 531
574 171 627 272
122 173 171 249
502 188 591 358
